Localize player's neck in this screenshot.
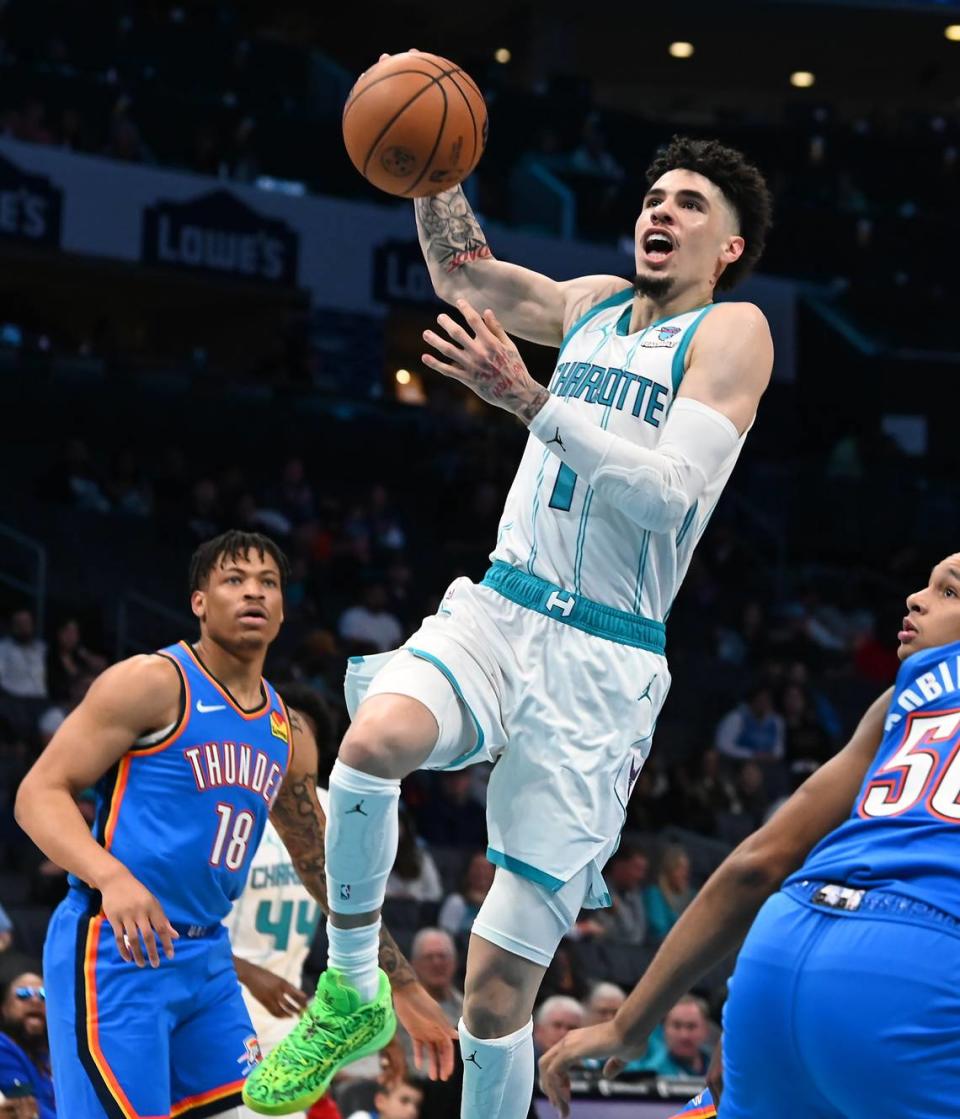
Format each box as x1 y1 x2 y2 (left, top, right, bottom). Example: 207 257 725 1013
193 634 267 708
628 285 714 333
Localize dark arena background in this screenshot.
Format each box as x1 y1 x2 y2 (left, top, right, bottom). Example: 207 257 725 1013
0 1 958 1115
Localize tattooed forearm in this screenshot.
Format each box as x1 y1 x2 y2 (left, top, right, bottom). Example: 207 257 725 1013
415 187 493 275
270 771 329 913
378 924 417 989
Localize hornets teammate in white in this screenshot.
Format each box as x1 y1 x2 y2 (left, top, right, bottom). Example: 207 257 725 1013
249 127 774 1118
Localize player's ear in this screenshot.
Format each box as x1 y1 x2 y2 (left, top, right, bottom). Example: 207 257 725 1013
190 588 206 620
720 234 745 265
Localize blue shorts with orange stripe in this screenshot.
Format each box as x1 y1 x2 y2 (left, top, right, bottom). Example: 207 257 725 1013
44 889 259 1119
721 886 960 1119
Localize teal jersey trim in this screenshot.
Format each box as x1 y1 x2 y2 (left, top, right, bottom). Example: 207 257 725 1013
348 655 365 664
526 450 549 574
676 502 699 548
482 561 666 653
558 287 632 359
670 305 714 394
487 847 566 893
405 646 486 769
633 529 652 614
573 404 614 594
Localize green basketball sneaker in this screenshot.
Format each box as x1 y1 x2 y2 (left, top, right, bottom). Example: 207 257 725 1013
242 968 396 1116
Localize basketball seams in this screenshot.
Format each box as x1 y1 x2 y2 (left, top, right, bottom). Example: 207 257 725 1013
360 75 446 178
443 69 480 172
403 79 450 195
342 69 437 123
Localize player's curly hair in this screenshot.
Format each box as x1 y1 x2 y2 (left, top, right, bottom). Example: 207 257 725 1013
645 135 773 291
189 530 290 592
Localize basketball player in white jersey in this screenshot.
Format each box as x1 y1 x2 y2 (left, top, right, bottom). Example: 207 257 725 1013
248 128 774 1119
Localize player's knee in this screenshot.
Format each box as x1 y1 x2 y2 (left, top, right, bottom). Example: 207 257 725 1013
462 978 528 1039
339 699 437 779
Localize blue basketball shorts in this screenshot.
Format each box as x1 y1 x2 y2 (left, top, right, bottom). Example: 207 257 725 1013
44 890 260 1119
721 884 960 1118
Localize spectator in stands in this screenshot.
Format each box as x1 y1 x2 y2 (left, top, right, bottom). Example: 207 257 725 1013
344 1075 422 1119
583 982 626 1026
677 750 738 837
715 600 770 668
538 942 590 1005
569 113 624 181
0 909 10 955
104 449 153 518
271 457 316 527
415 770 486 850
0 968 54 1117
410 930 463 1029
45 618 106 704
781 682 833 765
532 996 584 1062
438 851 495 938
644 845 695 943
38 671 96 748
849 609 901 686
594 843 650 944
0 611 47 700
714 683 785 765
385 807 443 904
338 580 403 655
645 995 713 1078
734 761 770 831
187 478 222 541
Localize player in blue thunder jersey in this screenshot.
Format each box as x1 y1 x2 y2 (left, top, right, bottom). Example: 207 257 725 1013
15 532 454 1119
541 553 960 1118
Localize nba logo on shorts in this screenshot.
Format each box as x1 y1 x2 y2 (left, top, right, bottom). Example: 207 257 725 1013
340 884 351 901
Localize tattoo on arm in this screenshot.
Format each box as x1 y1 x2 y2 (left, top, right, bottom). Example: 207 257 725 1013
378 924 417 989
415 187 493 274
270 770 329 914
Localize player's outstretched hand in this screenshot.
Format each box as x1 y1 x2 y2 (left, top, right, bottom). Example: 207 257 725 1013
241 961 309 1018
99 866 179 968
392 981 459 1082
423 301 547 422
538 1021 643 1119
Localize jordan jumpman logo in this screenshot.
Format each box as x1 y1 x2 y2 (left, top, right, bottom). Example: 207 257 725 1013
346 801 368 816
546 427 566 452
464 1051 483 1070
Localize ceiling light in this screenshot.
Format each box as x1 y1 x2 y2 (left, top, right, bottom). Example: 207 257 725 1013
494 47 511 64
790 71 816 88
945 24 960 41
395 369 411 385
669 41 694 59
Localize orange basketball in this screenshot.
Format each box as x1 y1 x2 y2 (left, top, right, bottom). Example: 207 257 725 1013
342 52 488 198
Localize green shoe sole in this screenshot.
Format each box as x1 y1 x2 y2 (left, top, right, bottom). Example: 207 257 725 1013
241 1005 397 1116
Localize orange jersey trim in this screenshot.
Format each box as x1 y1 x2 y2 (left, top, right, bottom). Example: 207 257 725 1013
178 641 269 720
83 915 166 1119
101 757 131 852
130 653 192 756
170 1078 246 1115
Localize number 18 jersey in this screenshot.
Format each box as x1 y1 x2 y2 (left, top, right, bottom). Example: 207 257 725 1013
74 641 292 928
789 639 960 915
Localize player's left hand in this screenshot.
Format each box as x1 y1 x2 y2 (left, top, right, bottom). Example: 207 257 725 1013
539 1021 641 1119
241 961 309 1018
391 981 458 1082
422 299 548 422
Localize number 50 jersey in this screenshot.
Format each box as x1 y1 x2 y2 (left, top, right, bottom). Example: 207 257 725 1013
75 641 293 928
788 638 960 914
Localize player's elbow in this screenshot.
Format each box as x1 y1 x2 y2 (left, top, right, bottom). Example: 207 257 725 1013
725 845 789 896
594 460 695 535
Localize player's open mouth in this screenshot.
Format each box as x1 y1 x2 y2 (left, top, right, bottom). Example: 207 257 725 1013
898 617 918 642
238 607 268 623
642 230 676 263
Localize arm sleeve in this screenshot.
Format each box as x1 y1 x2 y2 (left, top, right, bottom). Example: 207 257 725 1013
528 394 740 534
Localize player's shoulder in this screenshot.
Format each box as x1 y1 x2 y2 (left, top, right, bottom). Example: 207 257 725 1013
85 653 183 715
703 300 769 331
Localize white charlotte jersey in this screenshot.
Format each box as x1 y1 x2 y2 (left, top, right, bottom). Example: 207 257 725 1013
492 289 748 621
224 790 327 1048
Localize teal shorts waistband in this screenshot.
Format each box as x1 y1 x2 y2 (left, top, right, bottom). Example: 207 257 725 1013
481 561 666 653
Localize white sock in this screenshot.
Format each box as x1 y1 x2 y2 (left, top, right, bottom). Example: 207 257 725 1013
325 760 401 1003
326 924 381 1004
459 1017 534 1119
